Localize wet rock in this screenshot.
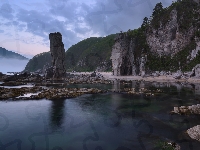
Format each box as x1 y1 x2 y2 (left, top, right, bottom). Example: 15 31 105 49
90 71 96 77
187 125 200 141
0 86 43 100
49 32 66 79
172 104 200 115
2 72 43 83
30 88 106 100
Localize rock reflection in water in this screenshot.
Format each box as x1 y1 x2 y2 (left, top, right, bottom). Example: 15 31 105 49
49 99 65 130
194 84 200 95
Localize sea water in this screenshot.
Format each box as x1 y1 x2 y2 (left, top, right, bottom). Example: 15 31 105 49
0 81 200 150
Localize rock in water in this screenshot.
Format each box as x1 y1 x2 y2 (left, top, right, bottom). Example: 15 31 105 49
187 125 200 141
49 32 66 79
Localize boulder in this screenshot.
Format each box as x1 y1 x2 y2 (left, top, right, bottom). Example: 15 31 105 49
173 70 182 79
187 125 200 141
172 104 200 115
90 71 96 77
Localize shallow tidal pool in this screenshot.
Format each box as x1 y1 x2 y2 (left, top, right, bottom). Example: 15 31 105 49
0 81 200 150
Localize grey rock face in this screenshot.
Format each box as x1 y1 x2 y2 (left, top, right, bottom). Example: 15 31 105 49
189 64 200 77
111 32 142 76
194 64 200 77
49 32 66 78
146 9 196 56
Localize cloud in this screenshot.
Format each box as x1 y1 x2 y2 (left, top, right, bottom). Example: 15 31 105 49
0 3 14 20
82 0 174 36
0 0 174 57
0 30 4 33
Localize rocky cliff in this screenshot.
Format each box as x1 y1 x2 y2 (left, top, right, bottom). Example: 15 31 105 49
111 32 137 75
111 0 200 75
49 32 66 78
146 9 195 56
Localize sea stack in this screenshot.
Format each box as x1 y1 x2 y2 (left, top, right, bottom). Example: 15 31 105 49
49 32 66 79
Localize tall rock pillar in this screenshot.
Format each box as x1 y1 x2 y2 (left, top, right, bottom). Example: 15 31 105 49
49 32 66 79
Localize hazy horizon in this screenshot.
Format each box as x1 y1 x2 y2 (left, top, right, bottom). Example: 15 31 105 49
0 58 29 74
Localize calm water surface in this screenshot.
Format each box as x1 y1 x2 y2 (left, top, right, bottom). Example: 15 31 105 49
0 81 200 150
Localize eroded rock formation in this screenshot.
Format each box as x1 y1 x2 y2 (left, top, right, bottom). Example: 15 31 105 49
111 32 144 76
49 32 66 79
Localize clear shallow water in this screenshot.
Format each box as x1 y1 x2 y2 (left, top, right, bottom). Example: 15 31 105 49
0 84 34 88
1 81 200 150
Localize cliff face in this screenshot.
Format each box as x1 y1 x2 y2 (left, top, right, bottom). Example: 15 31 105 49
146 9 196 56
111 32 145 76
146 9 196 55
111 0 200 75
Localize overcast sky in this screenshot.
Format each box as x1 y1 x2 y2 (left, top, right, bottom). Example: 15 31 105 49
0 0 174 58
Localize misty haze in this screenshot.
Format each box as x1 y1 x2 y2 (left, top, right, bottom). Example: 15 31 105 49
0 58 29 74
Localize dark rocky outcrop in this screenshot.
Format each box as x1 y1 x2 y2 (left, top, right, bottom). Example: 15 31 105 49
0 72 4 77
49 32 66 79
43 63 53 78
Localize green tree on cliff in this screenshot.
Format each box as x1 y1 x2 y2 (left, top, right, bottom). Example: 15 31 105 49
152 2 164 18
141 17 149 30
